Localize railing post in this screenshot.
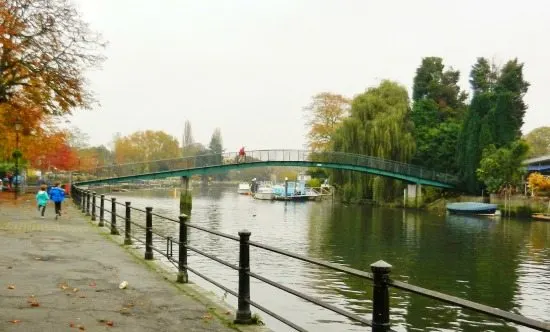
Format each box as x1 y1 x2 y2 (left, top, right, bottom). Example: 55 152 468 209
235 230 252 324
371 260 392 332
86 191 91 216
145 207 153 260
124 201 132 245
91 192 97 221
167 236 173 258
81 191 86 213
99 195 105 227
177 214 188 283
111 198 119 235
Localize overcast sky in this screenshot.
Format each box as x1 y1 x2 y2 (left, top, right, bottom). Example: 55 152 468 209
69 0 549 152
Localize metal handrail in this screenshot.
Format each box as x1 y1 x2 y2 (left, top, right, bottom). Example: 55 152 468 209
70 187 550 332
69 149 459 186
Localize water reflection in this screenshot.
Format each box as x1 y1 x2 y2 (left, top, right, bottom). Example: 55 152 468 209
112 186 550 332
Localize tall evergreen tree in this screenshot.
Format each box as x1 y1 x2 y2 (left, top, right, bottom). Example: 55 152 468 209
411 57 467 174
183 120 194 148
208 128 225 180
459 58 529 193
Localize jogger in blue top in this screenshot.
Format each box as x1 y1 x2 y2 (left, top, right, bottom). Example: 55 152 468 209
49 182 65 220
35 184 49 218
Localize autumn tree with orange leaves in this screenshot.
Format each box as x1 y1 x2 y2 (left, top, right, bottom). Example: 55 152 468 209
527 172 550 197
0 0 105 170
303 92 350 152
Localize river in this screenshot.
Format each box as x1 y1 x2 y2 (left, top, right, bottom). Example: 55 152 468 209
109 185 550 332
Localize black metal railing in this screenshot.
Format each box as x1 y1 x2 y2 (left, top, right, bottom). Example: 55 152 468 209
68 149 459 186
71 186 550 332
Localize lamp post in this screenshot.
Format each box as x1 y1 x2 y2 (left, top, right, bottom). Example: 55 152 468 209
14 121 22 200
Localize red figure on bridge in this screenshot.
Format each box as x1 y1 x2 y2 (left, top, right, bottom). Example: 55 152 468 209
238 147 246 163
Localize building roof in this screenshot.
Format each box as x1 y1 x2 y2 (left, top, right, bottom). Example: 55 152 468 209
524 154 550 165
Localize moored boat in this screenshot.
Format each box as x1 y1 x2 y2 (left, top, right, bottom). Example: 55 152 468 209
446 202 499 216
532 213 550 221
253 186 274 200
237 183 251 195
271 182 319 201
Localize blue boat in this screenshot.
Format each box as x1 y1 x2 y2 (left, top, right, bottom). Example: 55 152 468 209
446 202 499 215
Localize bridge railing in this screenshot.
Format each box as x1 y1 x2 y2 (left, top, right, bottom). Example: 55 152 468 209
71 150 459 185
72 186 549 332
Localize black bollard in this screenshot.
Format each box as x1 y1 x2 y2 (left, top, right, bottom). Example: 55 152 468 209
177 214 188 283
124 202 132 245
371 260 392 332
111 198 119 235
234 230 252 324
99 195 105 227
91 192 97 221
85 191 91 216
144 207 153 260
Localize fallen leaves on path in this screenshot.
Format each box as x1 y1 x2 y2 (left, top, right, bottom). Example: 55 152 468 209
7 284 15 289
98 319 115 327
8 319 21 324
69 322 86 330
27 295 39 307
88 281 96 287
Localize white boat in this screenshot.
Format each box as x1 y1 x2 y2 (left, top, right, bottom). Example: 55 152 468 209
254 185 274 200
237 183 251 195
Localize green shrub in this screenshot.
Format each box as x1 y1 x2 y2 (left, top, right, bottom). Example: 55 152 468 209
306 178 321 188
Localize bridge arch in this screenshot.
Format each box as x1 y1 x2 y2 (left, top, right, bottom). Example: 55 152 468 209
70 150 458 189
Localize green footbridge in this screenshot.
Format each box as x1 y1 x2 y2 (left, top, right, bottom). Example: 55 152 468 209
70 149 458 189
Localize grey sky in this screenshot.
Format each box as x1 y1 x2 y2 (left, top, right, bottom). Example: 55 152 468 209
70 0 549 152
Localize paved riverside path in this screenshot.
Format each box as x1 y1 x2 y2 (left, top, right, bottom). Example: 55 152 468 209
0 196 239 332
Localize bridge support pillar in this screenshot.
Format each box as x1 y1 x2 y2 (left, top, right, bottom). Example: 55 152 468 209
180 176 193 216
405 184 423 208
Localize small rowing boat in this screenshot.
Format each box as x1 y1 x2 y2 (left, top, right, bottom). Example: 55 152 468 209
532 213 550 221
446 202 499 216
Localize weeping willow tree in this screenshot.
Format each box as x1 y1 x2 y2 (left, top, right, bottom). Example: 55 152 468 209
332 80 415 203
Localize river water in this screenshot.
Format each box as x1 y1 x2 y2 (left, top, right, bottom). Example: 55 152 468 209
110 185 550 332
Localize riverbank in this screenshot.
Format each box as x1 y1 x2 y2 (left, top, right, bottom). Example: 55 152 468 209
425 194 550 218
0 195 265 332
